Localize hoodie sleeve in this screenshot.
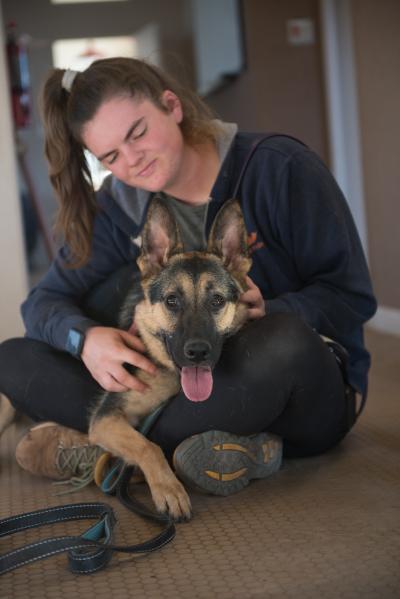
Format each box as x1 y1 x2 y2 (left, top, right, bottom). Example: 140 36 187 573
21 203 139 352
265 149 377 339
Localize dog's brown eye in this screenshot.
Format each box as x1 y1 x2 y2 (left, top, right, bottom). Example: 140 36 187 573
210 294 226 309
165 294 180 310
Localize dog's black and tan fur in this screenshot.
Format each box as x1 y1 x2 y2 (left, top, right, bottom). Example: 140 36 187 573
0 198 251 520
89 197 251 520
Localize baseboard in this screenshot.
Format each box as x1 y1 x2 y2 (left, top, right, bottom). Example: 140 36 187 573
367 305 400 337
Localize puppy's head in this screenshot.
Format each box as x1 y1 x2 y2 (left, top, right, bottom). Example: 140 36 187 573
136 197 251 402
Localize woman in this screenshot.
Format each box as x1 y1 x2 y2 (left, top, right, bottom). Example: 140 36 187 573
0 57 376 497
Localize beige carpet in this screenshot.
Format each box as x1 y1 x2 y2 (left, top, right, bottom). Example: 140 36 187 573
0 328 399 599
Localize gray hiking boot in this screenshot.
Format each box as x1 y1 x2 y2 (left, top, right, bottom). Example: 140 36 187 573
173 430 282 496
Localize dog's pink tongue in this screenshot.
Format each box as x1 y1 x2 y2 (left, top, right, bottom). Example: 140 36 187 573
181 366 213 402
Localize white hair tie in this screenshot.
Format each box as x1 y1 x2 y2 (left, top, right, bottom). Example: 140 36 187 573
61 69 79 92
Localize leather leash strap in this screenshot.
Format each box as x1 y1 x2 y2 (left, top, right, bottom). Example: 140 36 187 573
0 464 175 575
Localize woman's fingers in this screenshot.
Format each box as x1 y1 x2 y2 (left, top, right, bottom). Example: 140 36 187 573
81 326 156 391
99 372 147 394
247 306 265 320
109 366 150 393
119 345 157 376
120 329 147 353
240 276 266 319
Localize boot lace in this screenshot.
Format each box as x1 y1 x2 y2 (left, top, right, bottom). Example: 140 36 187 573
52 444 104 495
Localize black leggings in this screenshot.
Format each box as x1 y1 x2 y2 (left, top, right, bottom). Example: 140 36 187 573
0 312 355 460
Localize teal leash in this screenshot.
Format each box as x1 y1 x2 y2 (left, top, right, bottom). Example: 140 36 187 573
0 402 175 576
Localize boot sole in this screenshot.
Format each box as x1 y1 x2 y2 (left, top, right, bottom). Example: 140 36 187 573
173 430 282 496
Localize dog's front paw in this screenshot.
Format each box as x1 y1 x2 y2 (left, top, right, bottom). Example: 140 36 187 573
150 474 192 522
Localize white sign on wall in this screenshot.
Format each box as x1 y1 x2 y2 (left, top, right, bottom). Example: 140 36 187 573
287 19 315 46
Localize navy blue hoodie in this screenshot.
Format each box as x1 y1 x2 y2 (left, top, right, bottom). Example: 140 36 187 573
21 133 377 396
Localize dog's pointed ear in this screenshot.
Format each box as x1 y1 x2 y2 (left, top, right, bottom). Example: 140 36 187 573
207 199 251 279
137 197 183 277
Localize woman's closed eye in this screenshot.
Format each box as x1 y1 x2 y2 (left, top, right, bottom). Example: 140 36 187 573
105 152 118 166
129 125 147 142
104 126 147 166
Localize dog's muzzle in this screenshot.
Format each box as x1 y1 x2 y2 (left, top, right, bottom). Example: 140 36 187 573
163 333 214 402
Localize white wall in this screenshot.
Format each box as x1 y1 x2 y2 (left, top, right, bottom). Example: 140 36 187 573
0 5 28 340
320 0 369 258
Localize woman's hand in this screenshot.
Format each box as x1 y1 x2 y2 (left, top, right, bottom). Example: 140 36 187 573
240 276 266 320
81 325 157 392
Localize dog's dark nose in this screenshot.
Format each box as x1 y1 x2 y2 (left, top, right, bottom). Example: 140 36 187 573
184 339 212 363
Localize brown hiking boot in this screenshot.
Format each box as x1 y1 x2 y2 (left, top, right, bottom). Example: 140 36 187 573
15 422 104 489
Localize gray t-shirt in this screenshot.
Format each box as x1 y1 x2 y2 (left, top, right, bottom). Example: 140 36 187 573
164 196 208 251
162 120 238 251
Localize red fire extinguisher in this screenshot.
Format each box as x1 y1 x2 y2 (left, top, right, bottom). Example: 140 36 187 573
6 21 31 129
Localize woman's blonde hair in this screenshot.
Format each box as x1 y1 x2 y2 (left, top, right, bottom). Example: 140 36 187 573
41 57 217 267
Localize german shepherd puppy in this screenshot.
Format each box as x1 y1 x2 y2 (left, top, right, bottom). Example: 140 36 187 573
88 197 251 521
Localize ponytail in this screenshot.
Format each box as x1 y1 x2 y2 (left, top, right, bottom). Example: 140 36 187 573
41 69 96 267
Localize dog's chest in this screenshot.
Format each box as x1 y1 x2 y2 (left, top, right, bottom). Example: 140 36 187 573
124 368 180 425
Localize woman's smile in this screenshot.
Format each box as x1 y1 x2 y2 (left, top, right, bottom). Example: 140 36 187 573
136 158 157 178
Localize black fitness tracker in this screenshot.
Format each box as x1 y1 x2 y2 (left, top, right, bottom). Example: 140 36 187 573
66 327 86 358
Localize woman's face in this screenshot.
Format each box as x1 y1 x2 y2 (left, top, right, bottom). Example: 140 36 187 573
82 90 186 193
